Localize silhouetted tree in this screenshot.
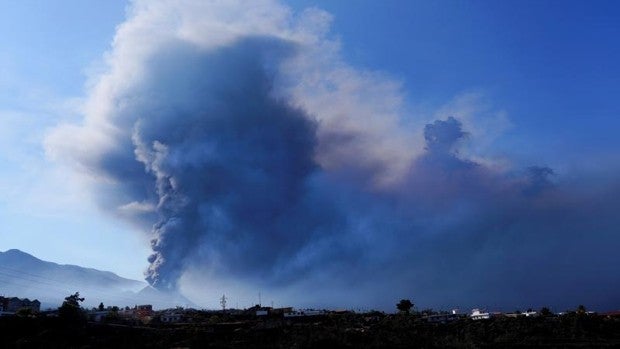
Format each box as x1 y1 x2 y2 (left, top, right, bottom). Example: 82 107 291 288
577 305 587 314
540 307 552 316
58 292 86 323
396 299 414 314
98 302 105 311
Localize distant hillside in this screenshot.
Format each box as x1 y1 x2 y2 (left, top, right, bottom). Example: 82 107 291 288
136 286 197 309
0 249 193 309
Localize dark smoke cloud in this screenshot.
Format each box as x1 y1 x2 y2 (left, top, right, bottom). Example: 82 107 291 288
372 119 620 311
47 0 620 311
523 166 555 196
84 38 348 291
424 116 468 154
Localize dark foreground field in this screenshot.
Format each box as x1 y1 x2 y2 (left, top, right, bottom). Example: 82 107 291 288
2 313 620 348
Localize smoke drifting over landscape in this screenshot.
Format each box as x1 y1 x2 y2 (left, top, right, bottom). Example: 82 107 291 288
47 0 620 310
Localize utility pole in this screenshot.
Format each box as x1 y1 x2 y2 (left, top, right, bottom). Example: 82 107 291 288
220 294 227 314
258 292 261 307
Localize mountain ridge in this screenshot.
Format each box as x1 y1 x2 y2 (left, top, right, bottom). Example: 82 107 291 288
1 249 139 283
0 249 194 309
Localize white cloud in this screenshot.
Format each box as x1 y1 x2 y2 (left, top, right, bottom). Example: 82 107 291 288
45 0 437 191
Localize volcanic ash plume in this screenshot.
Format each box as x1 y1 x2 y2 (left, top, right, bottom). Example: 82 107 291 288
119 39 329 291
45 0 414 292
46 0 620 310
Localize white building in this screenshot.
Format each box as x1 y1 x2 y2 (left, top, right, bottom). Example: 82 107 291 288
470 309 491 320
284 309 326 318
423 313 461 323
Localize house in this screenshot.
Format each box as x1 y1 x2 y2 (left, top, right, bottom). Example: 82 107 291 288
0 296 41 313
244 305 274 317
136 304 154 319
0 303 12 317
470 309 489 320
505 310 539 318
284 309 326 318
119 307 135 319
160 312 183 323
88 311 109 322
118 305 154 320
424 313 461 323
271 307 293 316
470 309 501 320
255 306 273 316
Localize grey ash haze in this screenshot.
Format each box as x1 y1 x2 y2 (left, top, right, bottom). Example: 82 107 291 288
45 0 620 311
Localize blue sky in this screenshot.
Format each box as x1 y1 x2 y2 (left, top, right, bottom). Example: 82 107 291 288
0 0 143 278
1 0 619 310
292 0 620 163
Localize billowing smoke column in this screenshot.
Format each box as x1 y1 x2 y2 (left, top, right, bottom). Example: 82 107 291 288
136 40 326 290
86 37 334 291
46 0 620 309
